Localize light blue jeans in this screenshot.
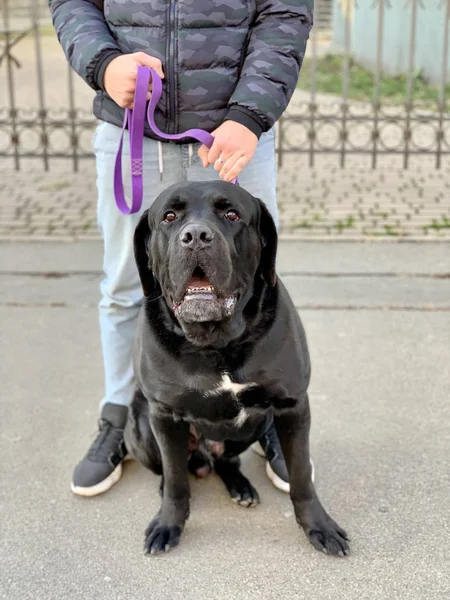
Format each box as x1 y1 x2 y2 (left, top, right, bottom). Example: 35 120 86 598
94 121 278 408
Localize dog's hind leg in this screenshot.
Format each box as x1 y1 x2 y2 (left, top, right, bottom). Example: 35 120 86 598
126 393 211 488
188 449 212 478
124 388 162 475
187 427 213 479
214 454 260 508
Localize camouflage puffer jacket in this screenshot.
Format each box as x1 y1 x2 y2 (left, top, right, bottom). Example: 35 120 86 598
50 0 313 140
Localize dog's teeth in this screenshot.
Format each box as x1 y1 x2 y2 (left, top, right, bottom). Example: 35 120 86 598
185 286 215 294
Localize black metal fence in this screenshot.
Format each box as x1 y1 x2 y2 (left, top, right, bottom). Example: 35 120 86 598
0 0 449 171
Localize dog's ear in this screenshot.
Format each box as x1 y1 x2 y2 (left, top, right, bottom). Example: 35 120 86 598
258 200 278 287
133 210 155 297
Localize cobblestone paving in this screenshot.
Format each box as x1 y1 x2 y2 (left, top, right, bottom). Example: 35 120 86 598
1 153 449 240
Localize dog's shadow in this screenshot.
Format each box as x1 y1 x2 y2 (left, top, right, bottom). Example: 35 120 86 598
121 448 291 516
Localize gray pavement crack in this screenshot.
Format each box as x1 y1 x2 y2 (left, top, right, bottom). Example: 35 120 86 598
2 301 449 311
1 271 449 279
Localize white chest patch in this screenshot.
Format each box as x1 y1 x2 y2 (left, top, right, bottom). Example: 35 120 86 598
204 372 256 428
215 373 256 396
233 407 249 428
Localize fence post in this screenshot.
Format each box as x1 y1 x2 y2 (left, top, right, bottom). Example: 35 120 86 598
371 0 385 169
31 0 48 170
339 0 352 168
68 66 79 172
403 0 418 169
308 0 320 168
1 0 20 169
436 0 450 169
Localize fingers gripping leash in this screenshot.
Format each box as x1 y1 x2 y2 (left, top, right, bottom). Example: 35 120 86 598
114 66 237 215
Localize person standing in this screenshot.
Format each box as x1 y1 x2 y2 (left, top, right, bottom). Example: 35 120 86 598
49 0 313 497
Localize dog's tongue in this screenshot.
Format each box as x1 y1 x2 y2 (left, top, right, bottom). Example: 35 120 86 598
189 275 210 288
186 273 213 290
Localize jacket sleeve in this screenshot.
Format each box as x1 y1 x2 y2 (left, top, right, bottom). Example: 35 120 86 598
49 0 122 91
225 0 313 138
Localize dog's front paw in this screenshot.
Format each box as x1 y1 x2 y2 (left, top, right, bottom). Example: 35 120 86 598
144 516 183 555
304 518 349 557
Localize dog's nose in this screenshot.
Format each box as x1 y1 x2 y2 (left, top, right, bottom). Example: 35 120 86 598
180 223 214 249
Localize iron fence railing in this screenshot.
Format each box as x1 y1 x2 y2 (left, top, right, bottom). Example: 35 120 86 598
0 0 449 171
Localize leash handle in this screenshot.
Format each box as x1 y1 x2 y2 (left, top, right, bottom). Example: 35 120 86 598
114 66 237 215
113 67 149 215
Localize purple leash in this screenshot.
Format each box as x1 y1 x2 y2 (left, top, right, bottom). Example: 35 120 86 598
114 66 236 215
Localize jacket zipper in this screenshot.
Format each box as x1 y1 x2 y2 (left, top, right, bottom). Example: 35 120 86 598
167 0 177 134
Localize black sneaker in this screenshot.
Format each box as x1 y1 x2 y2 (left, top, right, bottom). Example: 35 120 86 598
251 423 315 493
71 403 128 497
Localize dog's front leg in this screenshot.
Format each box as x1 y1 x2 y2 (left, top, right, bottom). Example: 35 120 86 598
274 396 349 557
144 414 190 555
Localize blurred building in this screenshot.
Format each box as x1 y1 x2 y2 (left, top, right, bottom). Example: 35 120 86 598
332 0 449 85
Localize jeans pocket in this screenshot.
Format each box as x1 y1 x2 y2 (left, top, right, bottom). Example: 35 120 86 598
93 121 124 156
92 122 104 153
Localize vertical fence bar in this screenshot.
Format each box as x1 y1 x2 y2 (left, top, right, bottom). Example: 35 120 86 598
436 0 449 169
340 0 352 168
404 0 418 169
372 0 385 169
308 0 319 167
1 0 20 169
31 0 48 170
67 64 79 171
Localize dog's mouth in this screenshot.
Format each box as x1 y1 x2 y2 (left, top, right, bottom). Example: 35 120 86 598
173 267 236 323
183 267 217 302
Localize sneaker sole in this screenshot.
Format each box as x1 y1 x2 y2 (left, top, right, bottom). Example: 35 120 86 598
252 442 316 493
71 462 123 497
266 459 315 491
265 461 290 493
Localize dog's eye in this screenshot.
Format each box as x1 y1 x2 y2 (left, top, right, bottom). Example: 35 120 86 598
163 211 177 223
225 210 240 222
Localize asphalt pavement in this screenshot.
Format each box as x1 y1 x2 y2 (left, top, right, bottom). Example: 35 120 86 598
1 240 449 600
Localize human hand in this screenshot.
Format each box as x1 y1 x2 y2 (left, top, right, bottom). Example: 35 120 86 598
198 121 258 182
104 52 164 109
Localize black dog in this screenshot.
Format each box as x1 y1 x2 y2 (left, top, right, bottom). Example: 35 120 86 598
125 181 349 557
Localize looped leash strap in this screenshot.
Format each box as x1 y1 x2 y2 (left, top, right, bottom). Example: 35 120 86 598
114 66 237 215
113 67 149 215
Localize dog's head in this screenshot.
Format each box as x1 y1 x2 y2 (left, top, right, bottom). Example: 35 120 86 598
134 181 277 347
